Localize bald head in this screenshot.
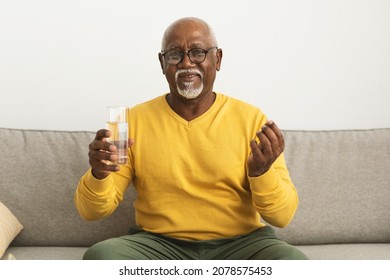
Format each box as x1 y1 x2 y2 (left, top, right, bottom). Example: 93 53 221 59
161 17 218 51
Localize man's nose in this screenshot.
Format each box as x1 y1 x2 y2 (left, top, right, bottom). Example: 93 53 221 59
178 52 196 68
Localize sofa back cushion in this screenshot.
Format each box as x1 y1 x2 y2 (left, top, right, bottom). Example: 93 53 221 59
1 127 389 246
0 128 135 247
274 129 390 245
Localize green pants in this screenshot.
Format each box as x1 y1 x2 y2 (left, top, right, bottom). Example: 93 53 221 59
83 226 308 260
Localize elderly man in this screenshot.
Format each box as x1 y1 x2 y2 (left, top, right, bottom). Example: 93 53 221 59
75 17 307 260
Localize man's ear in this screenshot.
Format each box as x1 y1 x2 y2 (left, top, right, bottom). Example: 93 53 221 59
158 53 165 74
216 48 223 71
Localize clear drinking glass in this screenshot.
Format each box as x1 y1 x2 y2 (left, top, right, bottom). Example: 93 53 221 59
106 106 128 164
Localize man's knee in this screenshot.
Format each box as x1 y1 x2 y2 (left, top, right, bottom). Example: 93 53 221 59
264 244 308 260
83 240 112 260
279 245 308 260
82 234 167 260
83 238 130 260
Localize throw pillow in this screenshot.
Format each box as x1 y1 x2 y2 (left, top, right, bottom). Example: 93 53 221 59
0 202 23 259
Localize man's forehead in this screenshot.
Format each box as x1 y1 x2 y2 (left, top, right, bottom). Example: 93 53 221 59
165 42 206 50
163 29 212 50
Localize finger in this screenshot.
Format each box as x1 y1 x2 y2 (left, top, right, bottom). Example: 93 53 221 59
266 121 285 150
90 136 117 153
248 138 269 177
89 152 120 175
261 124 280 157
250 139 265 162
95 129 111 141
96 161 120 172
256 130 272 156
89 148 118 163
91 129 115 151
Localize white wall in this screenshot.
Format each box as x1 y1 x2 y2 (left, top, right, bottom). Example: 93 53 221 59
1 0 389 132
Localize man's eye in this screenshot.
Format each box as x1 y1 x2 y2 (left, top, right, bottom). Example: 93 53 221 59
168 51 181 59
191 50 205 57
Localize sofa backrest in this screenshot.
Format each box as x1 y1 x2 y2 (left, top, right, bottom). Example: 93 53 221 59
1 127 389 246
275 129 390 245
0 128 135 247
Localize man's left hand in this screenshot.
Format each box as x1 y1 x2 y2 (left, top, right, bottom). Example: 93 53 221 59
247 120 285 177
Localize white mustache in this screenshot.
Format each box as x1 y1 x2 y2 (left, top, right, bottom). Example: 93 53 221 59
175 69 203 80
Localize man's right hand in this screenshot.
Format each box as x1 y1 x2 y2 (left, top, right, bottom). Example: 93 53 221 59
88 129 120 180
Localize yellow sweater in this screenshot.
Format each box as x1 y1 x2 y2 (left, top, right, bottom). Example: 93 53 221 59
75 93 298 240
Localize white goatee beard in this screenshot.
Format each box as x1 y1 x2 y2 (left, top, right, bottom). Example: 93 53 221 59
177 82 203 99
175 69 204 99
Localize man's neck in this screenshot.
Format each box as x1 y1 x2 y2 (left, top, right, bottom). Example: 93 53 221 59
166 92 216 122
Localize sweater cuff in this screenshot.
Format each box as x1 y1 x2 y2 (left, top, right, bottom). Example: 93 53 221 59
84 169 113 195
248 167 280 194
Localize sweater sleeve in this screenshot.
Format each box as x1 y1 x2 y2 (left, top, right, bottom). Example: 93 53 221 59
74 164 133 221
248 153 298 228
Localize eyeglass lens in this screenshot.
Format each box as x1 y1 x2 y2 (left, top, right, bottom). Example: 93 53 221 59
165 49 209 65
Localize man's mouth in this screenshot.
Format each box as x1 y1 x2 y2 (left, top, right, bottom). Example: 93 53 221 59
175 69 203 83
178 73 199 82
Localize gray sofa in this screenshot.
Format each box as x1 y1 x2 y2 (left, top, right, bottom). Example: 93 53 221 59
1 127 389 260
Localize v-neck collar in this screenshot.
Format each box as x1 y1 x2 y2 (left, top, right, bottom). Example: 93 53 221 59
162 93 221 127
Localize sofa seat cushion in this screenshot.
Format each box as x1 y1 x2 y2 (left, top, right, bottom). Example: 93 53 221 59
297 243 390 260
5 244 390 260
1 247 88 260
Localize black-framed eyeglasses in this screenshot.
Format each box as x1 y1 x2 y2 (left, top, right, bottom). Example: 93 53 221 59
161 47 218 65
